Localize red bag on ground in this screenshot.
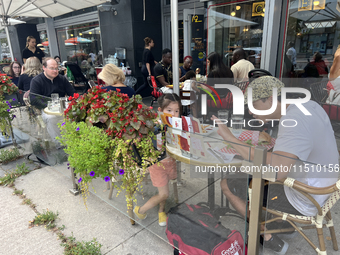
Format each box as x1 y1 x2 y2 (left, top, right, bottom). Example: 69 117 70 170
166 204 247 255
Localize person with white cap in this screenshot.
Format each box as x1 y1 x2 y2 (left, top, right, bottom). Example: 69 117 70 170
212 76 338 254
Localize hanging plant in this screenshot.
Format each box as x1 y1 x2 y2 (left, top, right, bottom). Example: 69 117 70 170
58 86 163 211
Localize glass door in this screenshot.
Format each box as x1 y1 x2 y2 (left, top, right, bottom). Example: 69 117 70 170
183 9 206 74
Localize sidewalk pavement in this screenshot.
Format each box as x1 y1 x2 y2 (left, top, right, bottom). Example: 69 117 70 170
0 155 174 255
2 97 340 255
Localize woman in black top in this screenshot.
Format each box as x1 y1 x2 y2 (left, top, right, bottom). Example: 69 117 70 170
22 36 45 63
8 61 22 86
135 37 158 94
18 57 42 91
207 52 233 79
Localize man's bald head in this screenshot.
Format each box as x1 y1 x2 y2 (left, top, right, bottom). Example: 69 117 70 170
232 48 246 64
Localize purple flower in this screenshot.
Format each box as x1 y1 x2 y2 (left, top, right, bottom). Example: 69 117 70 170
78 177 82 183
61 122 65 126
5 101 8 103
104 176 110 182
119 169 124 175
76 127 80 131
12 98 15 101
67 163 69 166
7 109 10 112
89 171 95 177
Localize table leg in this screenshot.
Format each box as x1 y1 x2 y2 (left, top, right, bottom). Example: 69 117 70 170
208 171 215 210
69 167 80 196
176 160 184 186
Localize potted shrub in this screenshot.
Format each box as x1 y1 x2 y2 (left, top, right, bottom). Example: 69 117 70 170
58 86 163 223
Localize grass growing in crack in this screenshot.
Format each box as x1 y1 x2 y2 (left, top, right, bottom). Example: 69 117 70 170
0 163 30 186
13 189 23 195
22 198 32 205
0 147 21 164
30 209 58 230
61 233 102 255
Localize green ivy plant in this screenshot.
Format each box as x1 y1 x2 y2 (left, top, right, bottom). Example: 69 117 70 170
58 86 163 211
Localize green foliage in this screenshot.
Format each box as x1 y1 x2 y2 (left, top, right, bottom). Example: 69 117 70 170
58 87 163 209
61 233 102 255
13 189 23 195
30 209 58 230
22 198 32 205
59 121 112 184
0 147 21 164
0 162 30 186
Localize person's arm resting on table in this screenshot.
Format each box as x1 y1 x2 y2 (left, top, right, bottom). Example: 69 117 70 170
211 115 299 180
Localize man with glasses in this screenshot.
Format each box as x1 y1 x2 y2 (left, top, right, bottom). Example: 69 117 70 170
30 57 74 103
30 58 75 148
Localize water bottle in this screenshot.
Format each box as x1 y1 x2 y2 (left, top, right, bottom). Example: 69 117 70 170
121 63 126 75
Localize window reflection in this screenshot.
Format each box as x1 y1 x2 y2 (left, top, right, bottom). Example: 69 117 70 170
56 22 101 81
281 0 339 79
207 1 265 69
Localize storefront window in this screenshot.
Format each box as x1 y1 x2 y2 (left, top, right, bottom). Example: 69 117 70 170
281 0 339 79
207 0 265 68
39 30 50 58
56 22 101 81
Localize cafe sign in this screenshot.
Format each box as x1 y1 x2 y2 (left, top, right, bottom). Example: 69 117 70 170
298 0 326 12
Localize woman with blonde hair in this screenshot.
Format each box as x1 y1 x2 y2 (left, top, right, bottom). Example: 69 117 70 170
18 57 42 91
22 36 45 63
98 64 136 98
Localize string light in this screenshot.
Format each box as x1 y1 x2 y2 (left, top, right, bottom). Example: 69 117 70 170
236 5 241 11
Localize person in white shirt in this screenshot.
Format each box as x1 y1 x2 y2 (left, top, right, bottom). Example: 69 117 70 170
286 41 297 68
213 76 339 254
231 48 255 83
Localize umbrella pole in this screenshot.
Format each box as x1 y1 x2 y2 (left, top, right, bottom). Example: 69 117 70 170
171 0 179 95
5 26 15 61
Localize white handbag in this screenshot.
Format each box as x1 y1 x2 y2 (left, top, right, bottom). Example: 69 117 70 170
326 89 340 105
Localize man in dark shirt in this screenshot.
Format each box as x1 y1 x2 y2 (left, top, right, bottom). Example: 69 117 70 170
30 57 75 108
29 58 74 148
154 48 172 91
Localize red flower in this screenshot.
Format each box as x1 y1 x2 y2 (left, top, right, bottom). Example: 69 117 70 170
137 104 143 110
74 93 79 99
68 96 73 101
149 106 153 109
116 88 121 92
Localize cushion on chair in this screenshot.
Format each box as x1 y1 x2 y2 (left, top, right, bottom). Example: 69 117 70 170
322 104 340 121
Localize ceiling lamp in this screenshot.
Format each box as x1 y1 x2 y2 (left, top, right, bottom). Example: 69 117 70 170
231 10 236 16
314 1 320 6
236 5 241 11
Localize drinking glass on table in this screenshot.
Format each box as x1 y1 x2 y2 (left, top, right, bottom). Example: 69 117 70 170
231 114 244 138
51 93 59 106
47 101 52 110
217 110 229 121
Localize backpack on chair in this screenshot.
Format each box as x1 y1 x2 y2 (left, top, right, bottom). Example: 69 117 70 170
166 203 247 255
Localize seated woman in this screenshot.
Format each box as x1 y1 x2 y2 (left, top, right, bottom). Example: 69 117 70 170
8 61 22 86
18 57 42 91
309 51 328 76
97 64 136 98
